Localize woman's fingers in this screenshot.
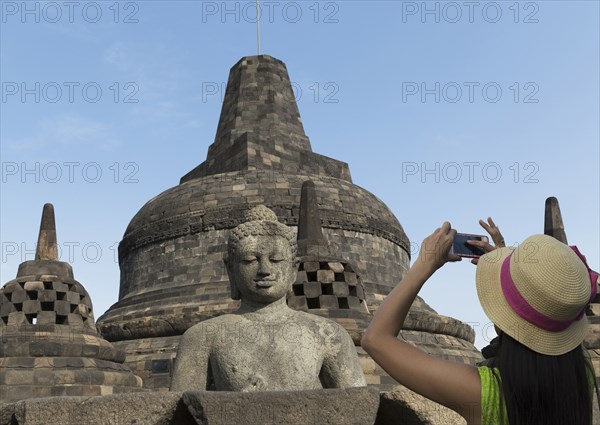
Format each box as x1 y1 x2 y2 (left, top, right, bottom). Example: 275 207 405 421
467 239 495 253
448 253 462 262
479 217 505 248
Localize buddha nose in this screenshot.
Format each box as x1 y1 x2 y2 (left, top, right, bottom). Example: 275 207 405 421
258 258 272 276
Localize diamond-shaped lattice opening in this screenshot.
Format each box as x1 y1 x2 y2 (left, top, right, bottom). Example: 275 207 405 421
26 291 38 300
349 287 358 297
14 303 23 311
292 284 304 296
43 282 53 290
56 315 67 325
339 298 349 309
307 298 320 309
56 292 65 300
18 282 26 288
25 313 37 324
41 302 54 311
306 271 317 282
334 273 345 282
319 262 328 269
71 304 78 313
4 292 12 302
1 316 7 325
322 284 334 295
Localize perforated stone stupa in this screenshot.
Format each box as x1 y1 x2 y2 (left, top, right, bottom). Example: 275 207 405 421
0 204 143 402
96 55 482 391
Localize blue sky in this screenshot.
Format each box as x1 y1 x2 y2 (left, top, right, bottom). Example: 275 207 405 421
1 1 598 349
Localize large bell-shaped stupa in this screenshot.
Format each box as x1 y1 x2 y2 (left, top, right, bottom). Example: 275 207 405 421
97 55 482 390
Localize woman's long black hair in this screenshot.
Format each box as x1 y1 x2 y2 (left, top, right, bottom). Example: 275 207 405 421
490 332 593 425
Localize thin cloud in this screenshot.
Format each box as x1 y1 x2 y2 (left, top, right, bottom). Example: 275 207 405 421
5 114 120 152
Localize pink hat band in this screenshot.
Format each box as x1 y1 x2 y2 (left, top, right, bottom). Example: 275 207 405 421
500 245 598 333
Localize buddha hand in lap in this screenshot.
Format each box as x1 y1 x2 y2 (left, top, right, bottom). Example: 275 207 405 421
170 205 366 391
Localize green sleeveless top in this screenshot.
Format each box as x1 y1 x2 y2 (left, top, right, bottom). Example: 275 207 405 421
478 356 596 424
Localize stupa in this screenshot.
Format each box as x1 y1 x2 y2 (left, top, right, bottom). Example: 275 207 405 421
96 55 482 391
0 204 143 403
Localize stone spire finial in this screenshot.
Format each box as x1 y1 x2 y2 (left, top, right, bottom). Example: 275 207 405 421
36 203 59 261
544 196 568 244
297 180 324 241
16 203 73 279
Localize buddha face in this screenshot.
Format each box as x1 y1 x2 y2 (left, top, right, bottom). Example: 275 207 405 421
227 235 298 303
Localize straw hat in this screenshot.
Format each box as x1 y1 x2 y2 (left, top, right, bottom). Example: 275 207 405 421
476 234 597 355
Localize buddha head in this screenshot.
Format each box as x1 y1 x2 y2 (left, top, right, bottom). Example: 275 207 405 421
225 206 299 303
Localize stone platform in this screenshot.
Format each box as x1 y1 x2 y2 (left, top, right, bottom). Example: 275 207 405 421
0 387 380 425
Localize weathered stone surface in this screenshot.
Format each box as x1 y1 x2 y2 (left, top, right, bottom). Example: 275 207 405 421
328 262 345 273
297 180 325 242
303 282 322 298
287 295 307 310
544 196 568 244
35 203 59 261
0 392 195 425
304 262 320 273
319 295 339 309
332 282 350 297
317 270 335 283
0 389 383 425
182 387 380 425
376 386 466 425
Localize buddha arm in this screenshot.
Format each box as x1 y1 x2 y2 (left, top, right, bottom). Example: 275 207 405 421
320 321 367 388
170 323 211 391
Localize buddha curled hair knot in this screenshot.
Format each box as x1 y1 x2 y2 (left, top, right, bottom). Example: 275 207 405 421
228 206 297 259
243 205 278 222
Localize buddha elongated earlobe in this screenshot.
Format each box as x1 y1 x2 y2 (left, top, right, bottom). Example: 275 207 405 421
224 256 241 300
231 281 241 300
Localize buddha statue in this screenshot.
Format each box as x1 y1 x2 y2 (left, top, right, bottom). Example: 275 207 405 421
170 206 366 391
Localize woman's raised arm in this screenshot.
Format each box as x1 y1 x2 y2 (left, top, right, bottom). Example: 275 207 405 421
361 222 481 423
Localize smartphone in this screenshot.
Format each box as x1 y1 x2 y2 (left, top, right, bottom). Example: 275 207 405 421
451 233 489 258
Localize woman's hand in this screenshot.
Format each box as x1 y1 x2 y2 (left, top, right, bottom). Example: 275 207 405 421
467 217 505 265
417 221 461 274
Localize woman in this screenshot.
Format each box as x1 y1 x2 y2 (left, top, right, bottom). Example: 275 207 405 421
361 218 598 425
